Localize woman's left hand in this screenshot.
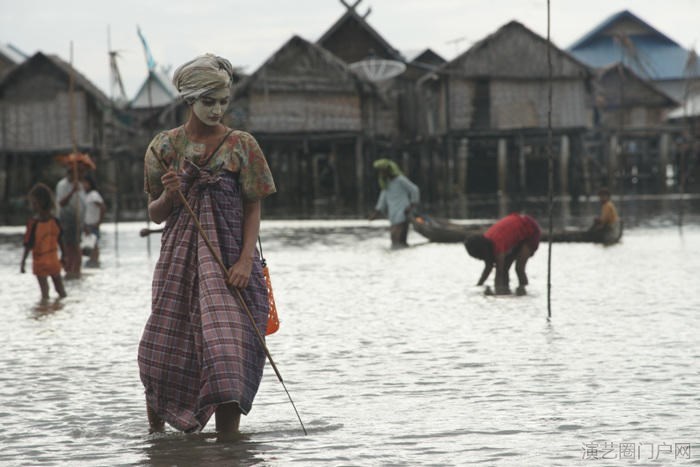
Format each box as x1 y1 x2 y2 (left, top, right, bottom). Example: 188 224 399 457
226 257 253 289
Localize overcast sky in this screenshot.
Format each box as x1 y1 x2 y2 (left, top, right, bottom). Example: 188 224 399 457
2 0 698 99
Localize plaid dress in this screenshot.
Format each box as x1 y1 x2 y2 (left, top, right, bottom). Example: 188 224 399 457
138 128 275 432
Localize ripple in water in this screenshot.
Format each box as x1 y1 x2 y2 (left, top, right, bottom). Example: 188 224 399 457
0 219 699 466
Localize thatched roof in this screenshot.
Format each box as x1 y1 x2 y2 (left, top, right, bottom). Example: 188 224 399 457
408 49 446 71
435 21 592 80
235 35 364 96
317 5 403 63
597 62 678 108
0 51 111 108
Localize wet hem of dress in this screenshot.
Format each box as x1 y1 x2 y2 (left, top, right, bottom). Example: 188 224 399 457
153 398 251 434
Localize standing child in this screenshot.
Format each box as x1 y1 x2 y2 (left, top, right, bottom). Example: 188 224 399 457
82 174 105 267
20 183 67 301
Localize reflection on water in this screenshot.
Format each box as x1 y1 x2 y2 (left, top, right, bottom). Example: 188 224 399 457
1 203 700 466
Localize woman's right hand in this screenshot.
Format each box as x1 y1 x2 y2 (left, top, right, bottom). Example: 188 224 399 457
161 169 181 196
148 169 181 224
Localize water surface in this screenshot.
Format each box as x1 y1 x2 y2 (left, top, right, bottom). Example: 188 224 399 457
1 213 699 466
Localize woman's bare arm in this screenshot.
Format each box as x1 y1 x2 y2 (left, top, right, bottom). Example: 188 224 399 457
226 200 261 289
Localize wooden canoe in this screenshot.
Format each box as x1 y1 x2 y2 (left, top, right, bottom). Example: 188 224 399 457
411 214 487 243
540 221 623 245
412 214 623 246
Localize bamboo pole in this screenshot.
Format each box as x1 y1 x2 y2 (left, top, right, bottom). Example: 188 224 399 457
68 41 81 278
546 0 554 319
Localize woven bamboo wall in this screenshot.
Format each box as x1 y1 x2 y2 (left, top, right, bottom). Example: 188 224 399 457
0 91 93 151
489 80 589 129
248 92 361 133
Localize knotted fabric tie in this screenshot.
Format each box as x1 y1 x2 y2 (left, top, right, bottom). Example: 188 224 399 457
179 160 224 196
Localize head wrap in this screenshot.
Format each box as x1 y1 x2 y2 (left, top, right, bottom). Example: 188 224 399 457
372 158 403 189
172 53 234 102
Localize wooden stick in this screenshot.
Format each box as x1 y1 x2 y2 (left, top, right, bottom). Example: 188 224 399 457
139 227 164 237
150 147 307 435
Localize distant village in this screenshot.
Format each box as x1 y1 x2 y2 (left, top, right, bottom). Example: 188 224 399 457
0 3 698 224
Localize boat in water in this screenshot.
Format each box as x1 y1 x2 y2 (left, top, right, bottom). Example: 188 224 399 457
410 214 488 243
411 213 623 245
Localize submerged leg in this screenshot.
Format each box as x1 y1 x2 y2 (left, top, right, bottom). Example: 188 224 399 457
51 275 67 298
514 244 532 287
398 221 409 245
147 404 165 433
390 222 409 248
37 276 50 300
493 254 511 295
64 244 82 279
215 402 241 433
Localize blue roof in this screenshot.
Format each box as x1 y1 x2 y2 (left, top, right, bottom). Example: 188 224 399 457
568 10 699 81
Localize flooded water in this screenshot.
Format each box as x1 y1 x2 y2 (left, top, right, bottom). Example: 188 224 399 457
2 206 700 465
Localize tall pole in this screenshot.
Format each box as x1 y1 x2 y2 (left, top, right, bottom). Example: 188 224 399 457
679 48 698 229
69 42 78 155
107 26 121 264
546 0 554 319
69 41 81 278
145 69 153 256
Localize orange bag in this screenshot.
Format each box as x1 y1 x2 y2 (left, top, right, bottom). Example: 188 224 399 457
260 255 279 335
258 236 279 335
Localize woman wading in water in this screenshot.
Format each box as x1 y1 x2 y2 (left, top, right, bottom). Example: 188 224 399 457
138 54 276 434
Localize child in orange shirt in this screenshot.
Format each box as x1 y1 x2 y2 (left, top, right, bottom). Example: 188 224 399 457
20 183 67 301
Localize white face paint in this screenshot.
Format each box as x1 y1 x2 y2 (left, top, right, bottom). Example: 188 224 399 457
191 87 230 126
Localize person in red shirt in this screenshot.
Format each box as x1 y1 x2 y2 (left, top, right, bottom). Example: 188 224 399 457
465 213 541 295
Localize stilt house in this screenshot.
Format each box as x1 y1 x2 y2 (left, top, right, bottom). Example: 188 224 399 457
568 10 700 104
0 52 111 222
568 10 698 194
418 21 594 201
595 63 677 128
230 35 369 215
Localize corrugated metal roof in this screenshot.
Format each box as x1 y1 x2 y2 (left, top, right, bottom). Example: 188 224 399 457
569 10 678 49
568 10 700 81
130 69 178 109
0 43 27 64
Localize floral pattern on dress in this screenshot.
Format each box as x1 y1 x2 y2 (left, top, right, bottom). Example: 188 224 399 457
144 126 276 202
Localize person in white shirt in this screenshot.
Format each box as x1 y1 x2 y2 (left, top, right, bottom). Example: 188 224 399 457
55 164 88 278
82 174 105 267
